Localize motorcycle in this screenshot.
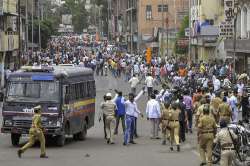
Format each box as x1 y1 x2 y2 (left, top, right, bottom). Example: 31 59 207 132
212 122 250 165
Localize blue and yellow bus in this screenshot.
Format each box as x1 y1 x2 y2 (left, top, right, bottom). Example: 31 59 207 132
1 66 95 146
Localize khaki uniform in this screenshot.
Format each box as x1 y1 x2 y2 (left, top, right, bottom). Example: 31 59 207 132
20 113 46 155
214 128 237 166
168 109 180 147
161 108 170 142
198 115 217 166
218 103 232 124
210 97 222 123
101 100 116 143
195 104 214 127
195 104 204 127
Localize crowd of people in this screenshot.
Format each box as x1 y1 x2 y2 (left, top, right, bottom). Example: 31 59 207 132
95 46 250 166
18 35 250 165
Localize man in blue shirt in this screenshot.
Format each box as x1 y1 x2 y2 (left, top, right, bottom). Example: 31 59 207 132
114 91 126 135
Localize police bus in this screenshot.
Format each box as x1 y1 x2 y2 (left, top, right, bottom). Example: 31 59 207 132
1 65 96 146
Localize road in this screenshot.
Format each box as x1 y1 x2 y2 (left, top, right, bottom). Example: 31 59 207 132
0 73 200 166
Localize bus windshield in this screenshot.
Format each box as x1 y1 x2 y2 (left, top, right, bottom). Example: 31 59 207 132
6 81 59 103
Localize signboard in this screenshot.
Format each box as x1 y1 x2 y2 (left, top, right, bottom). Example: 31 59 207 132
62 14 72 25
176 38 189 48
191 6 199 21
185 28 190 37
220 22 234 38
224 0 234 22
220 0 235 38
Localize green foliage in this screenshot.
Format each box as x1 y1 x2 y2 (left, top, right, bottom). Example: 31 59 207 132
62 0 88 33
177 15 189 38
175 15 189 54
29 19 57 49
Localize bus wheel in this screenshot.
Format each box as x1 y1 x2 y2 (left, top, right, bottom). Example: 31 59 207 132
56 134 65 147
78 124 87 141
11 133 20 147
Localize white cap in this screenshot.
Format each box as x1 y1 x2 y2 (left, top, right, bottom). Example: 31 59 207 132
106 93 112 97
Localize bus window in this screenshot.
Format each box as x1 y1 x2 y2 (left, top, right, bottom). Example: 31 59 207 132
75 83 80 100
63 85 70 104
87 82 91 97
83 82 87 97
79 83 84 98
69 84 76 101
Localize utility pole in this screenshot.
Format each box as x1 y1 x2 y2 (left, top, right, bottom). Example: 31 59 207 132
130 7 133 54
18 0 21 67
31 0 34 53
107 0 110 41
38 0 41 51
188 0 191 64
161 0 164 57
94 0 97 36
174 0 176 37
116 0 119 44
25 0 28 52
41 1 44 21
166 17 169 58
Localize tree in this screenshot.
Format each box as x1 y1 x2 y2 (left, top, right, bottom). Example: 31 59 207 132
62 0 89 33
177 15 189 38
175 16 189 54
29 19 57 49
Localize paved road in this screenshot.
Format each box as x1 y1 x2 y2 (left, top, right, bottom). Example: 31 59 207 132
0 73 200 166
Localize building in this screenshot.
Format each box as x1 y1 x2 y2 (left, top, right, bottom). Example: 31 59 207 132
110 0 127 46
0 0 20 72
120 0 188 54
190 0 224 63
224 0 250 74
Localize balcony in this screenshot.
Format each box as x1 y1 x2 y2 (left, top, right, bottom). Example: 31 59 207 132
0 0 18 16
191 25 219 47
0 31 19 52
224 39 250 53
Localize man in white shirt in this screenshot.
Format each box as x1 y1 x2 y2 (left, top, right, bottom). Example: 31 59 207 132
124 91 144 145
133 63 140 76
229 91 238 123
145 73 154 99
237 80 244 97
146 94 161 139
129 74 140 94
213 76 221 92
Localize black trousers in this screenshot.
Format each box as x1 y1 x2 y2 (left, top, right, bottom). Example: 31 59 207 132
179 121 186 142
103 114 107 138
134 117 138 136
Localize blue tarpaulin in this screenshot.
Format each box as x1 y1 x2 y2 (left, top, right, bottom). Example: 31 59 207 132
31 75 54 81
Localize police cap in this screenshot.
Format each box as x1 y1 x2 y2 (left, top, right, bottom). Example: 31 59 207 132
34 105 41 110
203 104 210 114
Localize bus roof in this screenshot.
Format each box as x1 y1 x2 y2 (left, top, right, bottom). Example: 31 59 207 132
8 66 94 79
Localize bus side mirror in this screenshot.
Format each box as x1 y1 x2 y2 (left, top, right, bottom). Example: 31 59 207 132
0 92 4 102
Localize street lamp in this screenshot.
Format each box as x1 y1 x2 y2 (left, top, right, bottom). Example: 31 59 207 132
232 4 241 83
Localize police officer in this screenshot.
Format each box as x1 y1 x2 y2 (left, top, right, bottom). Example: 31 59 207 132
214 119 237 166
100 93 116 144
210 91 222 123
17 105 48 158
161 102 170 145
195 98 207 127
218 97 232 124
198 104 217 166
168 102 181 152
